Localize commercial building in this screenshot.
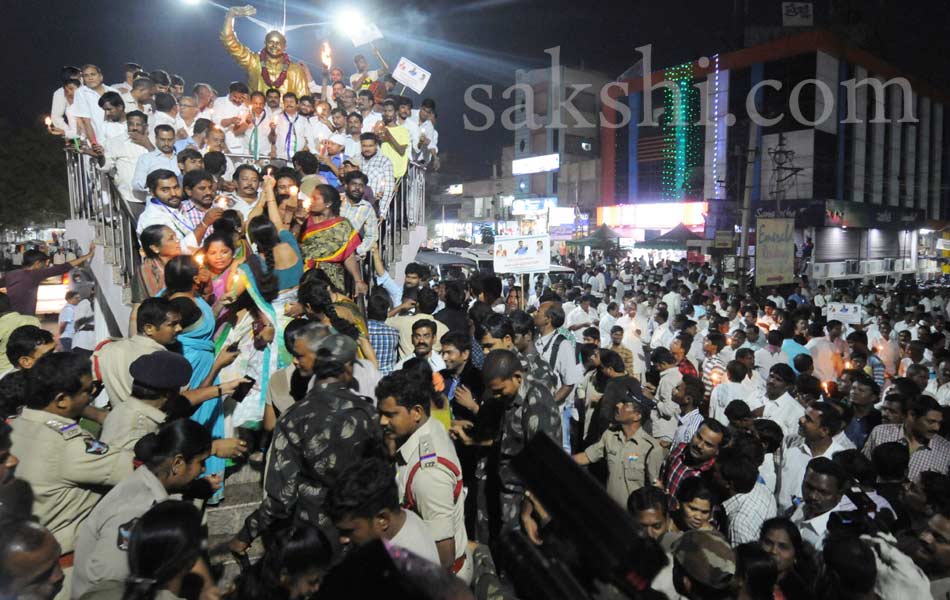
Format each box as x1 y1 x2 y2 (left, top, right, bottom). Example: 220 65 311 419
599 29 950 282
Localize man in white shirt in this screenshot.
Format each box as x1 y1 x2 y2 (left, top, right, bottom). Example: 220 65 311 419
300 96 332 152
212 82 252 154
148 92 181 144
110 62 141 96
650 348 683 445
227 164 262 221
926 358 950 406
535 302 585 450
766 289 786 310
395 319 446 372
349 51 386 90
868 320 900 378
395 97 421 156
615 300 647 380
650 308 674 350
599 302 622 348
709 360 748 426
735 348 766 398
132 125 180 196
409 99 440 167
51 66 81 136
357 89 382 133
806 325 842 384
73 64 118 143
99 111 151 210
776 402 845 511
565 295 599 332
661 285 682 317
754 364 806 438
789 457 849 550
754 331 789 379
270 93 311 160
135 169 193 241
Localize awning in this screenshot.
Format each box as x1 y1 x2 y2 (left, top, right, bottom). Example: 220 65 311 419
635 223 707 250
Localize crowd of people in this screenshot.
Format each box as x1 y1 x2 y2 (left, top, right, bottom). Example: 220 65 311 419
3 30 950 600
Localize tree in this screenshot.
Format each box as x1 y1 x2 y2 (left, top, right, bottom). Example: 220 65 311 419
0 118 71 231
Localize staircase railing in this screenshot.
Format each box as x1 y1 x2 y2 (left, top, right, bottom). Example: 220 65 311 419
64 148 140 291
381 162 428 268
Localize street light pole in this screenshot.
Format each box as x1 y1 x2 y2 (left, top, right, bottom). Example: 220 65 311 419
738 125 758 295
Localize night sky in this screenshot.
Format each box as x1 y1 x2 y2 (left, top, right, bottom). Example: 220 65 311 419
4 0 950 179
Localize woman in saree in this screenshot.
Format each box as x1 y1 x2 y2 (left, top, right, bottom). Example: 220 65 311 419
138 224 181 299
246 175 304 316
163 255 248 502
295 184 368 295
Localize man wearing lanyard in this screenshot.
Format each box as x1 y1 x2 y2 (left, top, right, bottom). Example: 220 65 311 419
245 91 271 160
269 92 310 161
135 169 195 248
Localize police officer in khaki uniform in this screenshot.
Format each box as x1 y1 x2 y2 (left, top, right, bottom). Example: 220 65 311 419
573 384 665 508
72 419 218 599
99 351 193 450
377 370 472 583
9 352 134 600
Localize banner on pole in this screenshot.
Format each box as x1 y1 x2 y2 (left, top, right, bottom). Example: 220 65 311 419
755 218 796 287
493 235 551 274
392 57 432 94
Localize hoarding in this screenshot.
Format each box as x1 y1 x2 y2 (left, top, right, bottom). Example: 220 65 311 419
755 218 796 286
512 153 560 175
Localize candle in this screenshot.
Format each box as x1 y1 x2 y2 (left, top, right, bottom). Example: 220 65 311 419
215 196 229 209
44 116 52 127
822 381 830 395
302 196 312 211
321 42 332 70
195 253 204 267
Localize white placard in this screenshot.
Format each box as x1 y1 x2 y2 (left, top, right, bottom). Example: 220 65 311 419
782 2 814 26
392 57 432 95
348 22 383 47
827 302 863 325
492 235 551 274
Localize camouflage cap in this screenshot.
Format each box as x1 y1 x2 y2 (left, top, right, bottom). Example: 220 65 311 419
314 333 358 364
671 530 735 590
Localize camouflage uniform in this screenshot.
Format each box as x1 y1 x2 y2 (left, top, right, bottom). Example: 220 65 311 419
236 380 385 543
518 350 557 389
496 378 562 527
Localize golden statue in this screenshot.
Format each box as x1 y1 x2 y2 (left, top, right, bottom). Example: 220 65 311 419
220 5 309 98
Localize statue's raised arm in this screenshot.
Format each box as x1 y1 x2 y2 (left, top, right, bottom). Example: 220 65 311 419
220 4 310 98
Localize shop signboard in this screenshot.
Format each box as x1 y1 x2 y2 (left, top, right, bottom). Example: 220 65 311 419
493 234 551 274
755 218 796 286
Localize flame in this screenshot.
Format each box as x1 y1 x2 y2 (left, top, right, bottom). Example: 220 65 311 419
289 185 299 197
215 196 229 209
321 42 332 69
195 254 204 267
845 361 852 370
302 196 312 211
44 116 52 127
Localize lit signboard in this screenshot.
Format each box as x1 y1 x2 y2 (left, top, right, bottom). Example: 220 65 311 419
512 153 560 175
447 184 463 195
597 202 708 230
511 197 557 215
